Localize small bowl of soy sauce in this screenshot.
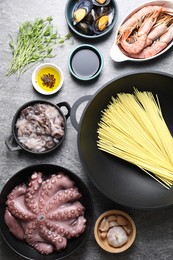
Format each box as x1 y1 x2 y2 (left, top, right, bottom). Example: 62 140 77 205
68 44 104 81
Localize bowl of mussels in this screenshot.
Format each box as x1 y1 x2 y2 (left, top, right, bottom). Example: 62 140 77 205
65 0 118 39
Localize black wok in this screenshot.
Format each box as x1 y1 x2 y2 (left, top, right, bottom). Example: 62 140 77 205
70 71 173 208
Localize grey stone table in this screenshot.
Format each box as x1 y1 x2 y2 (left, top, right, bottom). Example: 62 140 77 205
1 0 173 259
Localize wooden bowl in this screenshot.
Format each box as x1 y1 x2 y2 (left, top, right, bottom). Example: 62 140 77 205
94 210 136 253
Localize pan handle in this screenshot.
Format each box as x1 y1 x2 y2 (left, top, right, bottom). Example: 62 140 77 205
56 102 71 120
70 95 92 131
5 134 22 152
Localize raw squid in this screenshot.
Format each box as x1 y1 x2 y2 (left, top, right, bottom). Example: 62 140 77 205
16 103 65 152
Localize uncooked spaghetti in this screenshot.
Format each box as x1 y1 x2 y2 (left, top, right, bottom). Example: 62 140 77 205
97 89 173 189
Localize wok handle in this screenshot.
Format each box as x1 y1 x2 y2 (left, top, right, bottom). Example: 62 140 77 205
5 134 22 152
70 95 92 131
56 102 71 120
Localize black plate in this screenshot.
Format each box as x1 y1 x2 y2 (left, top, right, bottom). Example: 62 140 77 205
0 164 94 260
71 71 173 208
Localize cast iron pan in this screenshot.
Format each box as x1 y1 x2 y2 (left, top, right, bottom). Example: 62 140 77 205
0 164 94 260
5 100 71 154
71 71 173 209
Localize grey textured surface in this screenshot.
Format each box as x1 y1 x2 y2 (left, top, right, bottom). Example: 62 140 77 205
1 0 173 259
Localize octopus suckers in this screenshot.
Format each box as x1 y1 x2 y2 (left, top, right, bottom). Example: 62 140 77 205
34 186 39 191
5 171 87 255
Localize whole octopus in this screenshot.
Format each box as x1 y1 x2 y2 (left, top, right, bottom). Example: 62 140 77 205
4 172 86 255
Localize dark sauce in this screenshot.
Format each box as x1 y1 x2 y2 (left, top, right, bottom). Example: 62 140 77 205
71 49 101 79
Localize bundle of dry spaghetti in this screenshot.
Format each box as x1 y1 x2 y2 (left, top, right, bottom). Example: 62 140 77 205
97 89 173 189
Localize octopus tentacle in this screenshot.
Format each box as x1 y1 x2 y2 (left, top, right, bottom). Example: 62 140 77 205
46 201 85 220
40 225 67 251
23 220 41 242
66 216 87 238
44 187 82 213
45 216 86 238
25 172 43 214
37 173 75 211
6 185 35 220
32 242 54 255
4 209 24 240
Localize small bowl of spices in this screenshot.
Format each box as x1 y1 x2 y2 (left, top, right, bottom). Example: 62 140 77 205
32 63 63 95
94 210 136 253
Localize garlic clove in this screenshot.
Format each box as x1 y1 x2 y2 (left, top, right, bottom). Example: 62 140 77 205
100 231 107 239
99 218 109 232
107 215 117 222
116 215 128 226
109 221 119 228
123 225 132 235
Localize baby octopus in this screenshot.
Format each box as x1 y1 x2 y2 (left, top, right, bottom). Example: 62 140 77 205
4 172 86 255
16 103 65 152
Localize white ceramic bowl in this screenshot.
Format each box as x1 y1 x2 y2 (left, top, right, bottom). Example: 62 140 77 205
32 63 64 95
110 0 173 62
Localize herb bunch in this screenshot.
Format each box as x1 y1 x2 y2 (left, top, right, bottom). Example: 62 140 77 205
6 16 71 77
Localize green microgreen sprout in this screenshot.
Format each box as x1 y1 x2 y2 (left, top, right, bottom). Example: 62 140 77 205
6 16 72 77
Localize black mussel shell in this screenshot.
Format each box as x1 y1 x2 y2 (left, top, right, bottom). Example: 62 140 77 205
73 0 93 25
92 9 114 34
85 9 98 24
76 21 94 35
92 0 111 7
95 5 112 16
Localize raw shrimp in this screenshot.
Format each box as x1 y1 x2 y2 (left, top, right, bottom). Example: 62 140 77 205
117 4 173 58
123 15 173 55
131 24 173 59
107 226 128 247
120 8 162 54
145 15 173 45
118 5 173 37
